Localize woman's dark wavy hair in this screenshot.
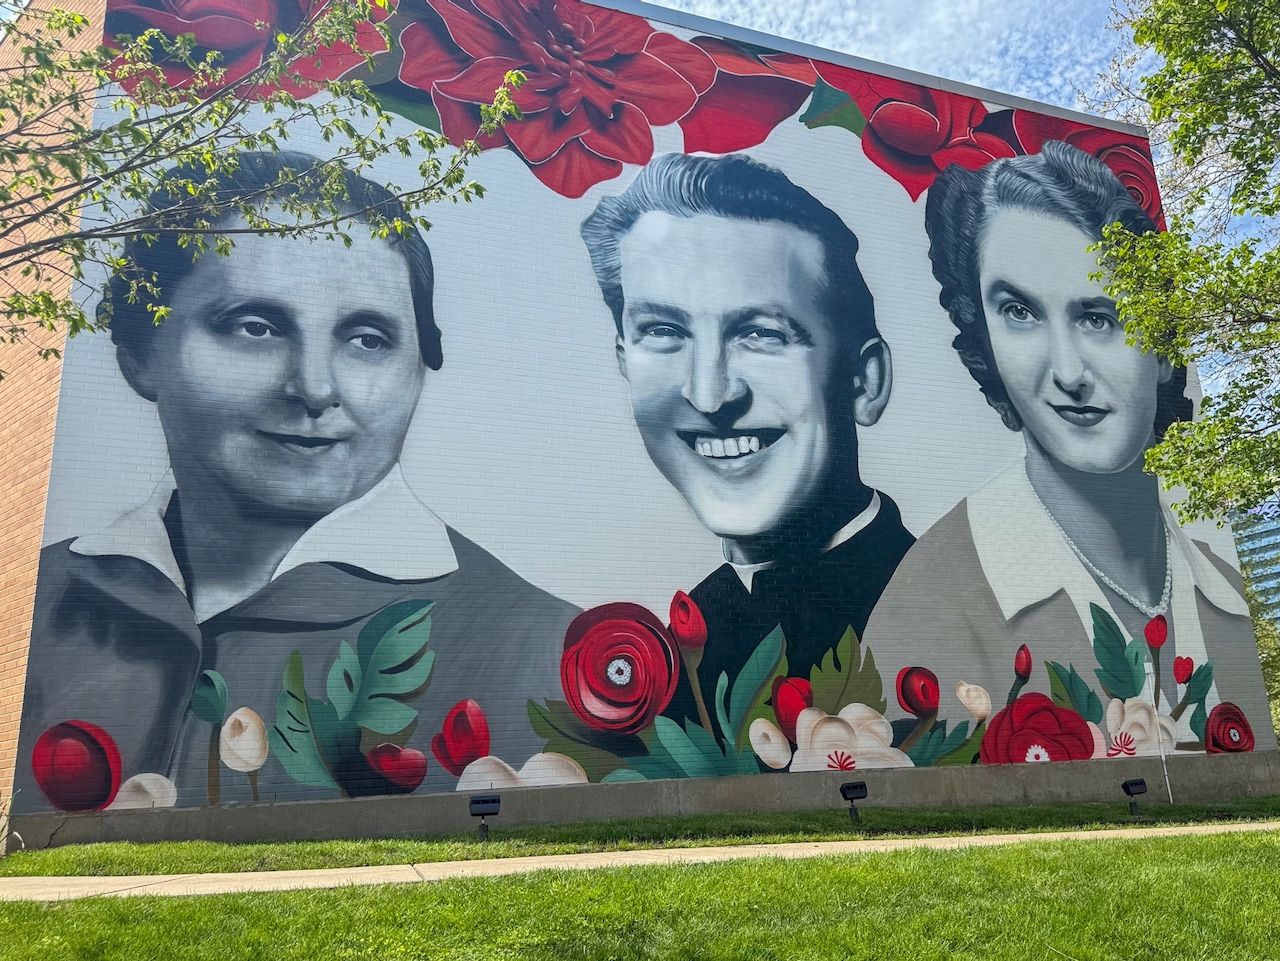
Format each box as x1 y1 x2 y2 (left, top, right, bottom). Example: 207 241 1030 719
924 140 1190 438
102 150 442 370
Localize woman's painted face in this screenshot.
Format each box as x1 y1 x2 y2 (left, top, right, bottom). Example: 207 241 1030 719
978 207 1171 474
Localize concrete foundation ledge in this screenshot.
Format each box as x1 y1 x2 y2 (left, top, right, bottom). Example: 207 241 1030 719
10 750 1280 851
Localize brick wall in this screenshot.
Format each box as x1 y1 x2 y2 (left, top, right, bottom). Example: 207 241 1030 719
0 0 104 809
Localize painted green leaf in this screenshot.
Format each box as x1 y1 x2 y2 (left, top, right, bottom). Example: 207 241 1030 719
809 626 886 716
937 721 987 766
728 627 785 748
908 720 971 767
732 646 790 752
373 87 443 133
526 699 635 782
714 671 732 744
348 601 436 735
1191 700 1209 742
653 716 716 779
1046 660 1105 724
268 652 338 790
684 718 738 777
799 78 866 137
600 768 648 783
190 669 228 725
1185 661 1215 705
1091 604 1146 699
325 641 362 721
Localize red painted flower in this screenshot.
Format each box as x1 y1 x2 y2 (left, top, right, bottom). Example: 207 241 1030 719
105 0 390 100
31 720 123 812
896 666 940 717
980 693 1094 765
1143 615 1168 650
399 0 716 198
771 676 814 743
431 699 490 777
560 602 679 734
826 749 856 772
1174 656 1194 686
1204 703 1255 754
1014 644 1033 681
1007 111 1166 229
366 743 428 791
669 590 708 652
1106 730 1137 758
814 63 1015 200
678 38 817 154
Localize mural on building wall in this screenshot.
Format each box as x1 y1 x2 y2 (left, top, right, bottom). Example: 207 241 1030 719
14 0 1272 816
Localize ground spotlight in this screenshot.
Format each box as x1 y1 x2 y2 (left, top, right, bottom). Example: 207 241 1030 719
470 793 500 841
1122 778 1147 818
840 781 868 823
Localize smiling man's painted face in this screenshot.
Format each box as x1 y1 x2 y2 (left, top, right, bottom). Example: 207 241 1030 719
616 212 857 541
125 223 426 521
978 208 1171 475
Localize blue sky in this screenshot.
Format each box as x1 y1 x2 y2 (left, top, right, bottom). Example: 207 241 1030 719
658 0 1120 113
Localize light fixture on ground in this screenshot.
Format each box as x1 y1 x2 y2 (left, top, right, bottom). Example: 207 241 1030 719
1122 778 1147 818
840 781 868 823
470 793 500 841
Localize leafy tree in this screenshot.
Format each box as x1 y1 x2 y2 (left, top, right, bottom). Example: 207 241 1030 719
0 0 522 379
1094 0 1280 522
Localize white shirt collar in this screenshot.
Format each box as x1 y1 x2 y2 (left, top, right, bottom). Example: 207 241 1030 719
70 464 459 603
729 491 882 590
967 461 1248 642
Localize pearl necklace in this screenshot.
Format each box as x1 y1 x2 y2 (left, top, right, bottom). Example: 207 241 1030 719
1024 467 1172 619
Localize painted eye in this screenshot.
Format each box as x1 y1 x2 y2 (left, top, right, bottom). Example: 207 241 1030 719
350 332 389 351
743 327 787 345
642 323 682 339
1080 312 1115 331
239 320 276 338
1000 302 1034 323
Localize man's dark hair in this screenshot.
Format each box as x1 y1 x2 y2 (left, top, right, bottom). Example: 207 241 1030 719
925 140 1190 437
580 152 878 348
102 150 442 370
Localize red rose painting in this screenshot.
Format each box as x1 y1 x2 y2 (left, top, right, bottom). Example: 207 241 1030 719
31 720 123 812
1204 703 1255 754
399 0 715 197
815 63 1015 200
980 694 1094 765
431 699 491 776
105 0 390 99
560 602 679 734
669 590 708 652
896 666 940 717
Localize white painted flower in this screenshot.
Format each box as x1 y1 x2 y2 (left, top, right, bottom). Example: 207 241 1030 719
1105 698 1177 757
219 707 268 773
789 705 913 772
955 681 992 724
110 773 177 810
749 717 794 770
456 752 588 792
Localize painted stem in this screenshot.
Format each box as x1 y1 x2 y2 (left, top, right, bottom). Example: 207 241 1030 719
206 725 220 806
1151 648 1162 710
682 648 715 737
899 712 937 753
1170 693 1192 722
1005 677 1026 707
248 770 260 803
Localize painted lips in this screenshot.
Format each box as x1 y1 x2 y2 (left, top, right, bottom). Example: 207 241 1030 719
257 430 342 452
1050 405 1109 427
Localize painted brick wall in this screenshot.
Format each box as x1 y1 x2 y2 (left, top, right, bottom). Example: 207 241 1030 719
0 0 103 808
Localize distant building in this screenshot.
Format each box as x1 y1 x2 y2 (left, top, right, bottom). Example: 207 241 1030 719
1235 505 1280 626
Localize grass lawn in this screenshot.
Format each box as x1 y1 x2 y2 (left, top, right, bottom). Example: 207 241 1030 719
3 794 1280 877
0 831 1278 960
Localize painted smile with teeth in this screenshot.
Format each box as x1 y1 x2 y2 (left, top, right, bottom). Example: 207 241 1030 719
677 429 785 460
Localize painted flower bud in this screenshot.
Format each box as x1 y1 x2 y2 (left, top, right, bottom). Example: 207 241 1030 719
1173 656 1194 686
219 707 268 774
431 699 491 777
669 590 708 651
896 666 940 717
1144 615 1168 650
771 676 814 743
955 681 991 724
748 717 793 770
31 720 122 812
1014 644 1033 681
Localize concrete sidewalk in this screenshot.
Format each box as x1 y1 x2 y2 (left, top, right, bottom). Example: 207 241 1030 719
2 819 1277 903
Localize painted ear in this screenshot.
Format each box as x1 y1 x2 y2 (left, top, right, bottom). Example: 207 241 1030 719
853 337 892 426
615 333 628 380
116 343 158 403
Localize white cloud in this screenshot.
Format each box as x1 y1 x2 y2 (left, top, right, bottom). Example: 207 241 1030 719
652 0 1117 112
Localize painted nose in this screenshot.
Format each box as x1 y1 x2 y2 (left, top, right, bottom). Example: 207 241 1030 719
283 346 338 415
682 340 746 414
1049 326 1093 398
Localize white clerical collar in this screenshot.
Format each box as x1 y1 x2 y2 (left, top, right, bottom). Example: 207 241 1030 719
728 491 883 590
966 460 1248 635
70 464 458 615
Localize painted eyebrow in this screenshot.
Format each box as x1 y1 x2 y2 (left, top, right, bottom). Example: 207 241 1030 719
210 298 293 329
1073 296 1118 313
339 310 404 333
626 301 692 324
983 279 1046 316
725 306 814 345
